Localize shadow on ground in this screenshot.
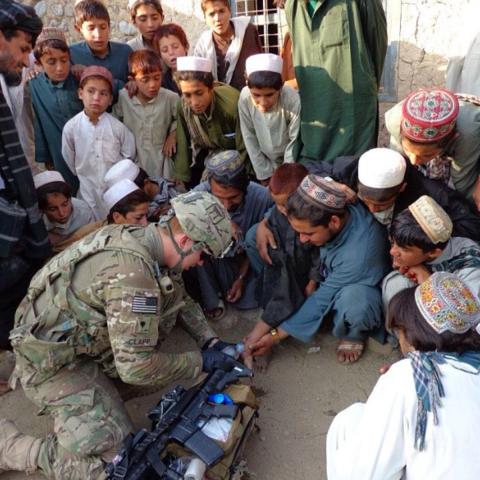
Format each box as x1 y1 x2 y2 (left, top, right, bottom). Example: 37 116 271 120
0 307 399 480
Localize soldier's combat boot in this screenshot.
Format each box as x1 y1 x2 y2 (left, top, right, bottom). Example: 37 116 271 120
0 419 42 473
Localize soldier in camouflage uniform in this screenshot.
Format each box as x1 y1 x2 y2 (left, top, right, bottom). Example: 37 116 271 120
0 191 235 479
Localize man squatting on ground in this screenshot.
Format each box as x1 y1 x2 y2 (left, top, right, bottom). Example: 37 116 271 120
244 175 391 364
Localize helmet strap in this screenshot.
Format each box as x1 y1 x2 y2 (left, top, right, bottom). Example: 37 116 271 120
164 219 205 273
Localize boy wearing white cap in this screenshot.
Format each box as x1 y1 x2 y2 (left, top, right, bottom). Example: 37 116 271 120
238 53 300 183
103 178 149 225
34 171 94 252
174 56 247 188
104 159 177 220
333 148 480 241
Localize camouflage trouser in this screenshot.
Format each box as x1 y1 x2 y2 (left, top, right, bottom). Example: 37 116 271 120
22 359 133 479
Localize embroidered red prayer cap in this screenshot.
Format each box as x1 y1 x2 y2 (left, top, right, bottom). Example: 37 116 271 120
79 65 114 91
401 88 459 144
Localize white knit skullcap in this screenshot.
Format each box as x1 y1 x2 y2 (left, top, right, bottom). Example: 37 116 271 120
33 171 65 189
246 53 283 76
177 56 212 73
104 159 140 188
358 148 407 189
103 179 140 211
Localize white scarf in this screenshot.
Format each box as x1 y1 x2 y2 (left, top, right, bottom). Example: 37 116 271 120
194 16 251 85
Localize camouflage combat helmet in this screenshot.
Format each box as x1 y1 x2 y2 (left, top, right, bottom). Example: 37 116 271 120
170 191 233 257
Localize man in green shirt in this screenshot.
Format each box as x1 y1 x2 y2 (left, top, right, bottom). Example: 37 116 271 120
285 0 387 164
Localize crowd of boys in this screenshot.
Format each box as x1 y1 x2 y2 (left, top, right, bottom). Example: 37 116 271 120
0 0 480 477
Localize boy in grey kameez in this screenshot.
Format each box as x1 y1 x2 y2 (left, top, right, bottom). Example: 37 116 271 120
238 53 300 183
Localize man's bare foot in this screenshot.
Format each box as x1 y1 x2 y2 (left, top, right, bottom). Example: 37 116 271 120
336 340 364 364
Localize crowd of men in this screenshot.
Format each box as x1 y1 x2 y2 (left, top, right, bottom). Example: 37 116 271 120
1 0 480 478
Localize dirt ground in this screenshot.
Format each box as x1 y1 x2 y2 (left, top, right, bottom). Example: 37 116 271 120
0 307 398 480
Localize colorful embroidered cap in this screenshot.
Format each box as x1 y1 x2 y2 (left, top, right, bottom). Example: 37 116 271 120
206 150 245 180
36 27 67 45
246 53 283 75
408 195 453 244
298 175 347 213
177 56 212 73
358 148 407 189
79 65 114 90
415 272 480 334
103 179 140 211
33 171 65 189
401 89 459 144
104 159 140 188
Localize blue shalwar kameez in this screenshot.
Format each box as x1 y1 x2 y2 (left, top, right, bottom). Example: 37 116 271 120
280 203 391 342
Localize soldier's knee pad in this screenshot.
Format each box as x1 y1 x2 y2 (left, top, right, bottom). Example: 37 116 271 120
54 386 132 458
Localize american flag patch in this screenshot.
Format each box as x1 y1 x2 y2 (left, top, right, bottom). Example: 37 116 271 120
132 296 158 314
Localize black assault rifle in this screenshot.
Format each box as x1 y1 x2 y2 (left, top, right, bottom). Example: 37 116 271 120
106 360 253 480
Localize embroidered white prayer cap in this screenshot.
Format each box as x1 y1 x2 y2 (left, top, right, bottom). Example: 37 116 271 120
103 179 140 211
408 195 453 244
246 53 283 76
33 171 65 189
358 148 407 188
177 56 212 73
104 159 140 188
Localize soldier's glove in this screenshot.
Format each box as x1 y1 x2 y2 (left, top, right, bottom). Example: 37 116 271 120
201 349 237 373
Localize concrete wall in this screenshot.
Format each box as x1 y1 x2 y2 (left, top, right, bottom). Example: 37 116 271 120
24 0 480 100
24 0 207 50
396 0 479 99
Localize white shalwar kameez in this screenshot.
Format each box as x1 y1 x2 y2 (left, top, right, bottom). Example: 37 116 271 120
327 358 480 480
62 111 135 219
238 84 300 180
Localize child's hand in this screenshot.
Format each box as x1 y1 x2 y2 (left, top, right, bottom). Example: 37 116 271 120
304 280 317 297
162 131 177 158
71 64 86 80
25 64 43 81
125 80 138 98
404 265 431 284
256 219 276 265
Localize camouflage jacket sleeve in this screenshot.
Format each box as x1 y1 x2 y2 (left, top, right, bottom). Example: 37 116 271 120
177 293 217 348
103 253 203 386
